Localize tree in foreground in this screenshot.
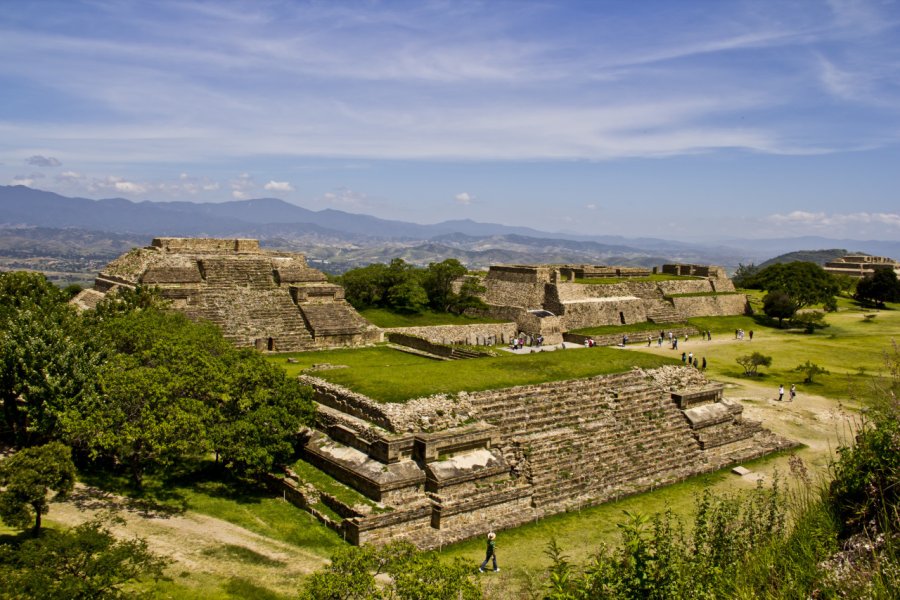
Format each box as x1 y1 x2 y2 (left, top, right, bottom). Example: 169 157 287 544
301 541 481 600
736 352 772 377
0 441 75 534
0 518 168 599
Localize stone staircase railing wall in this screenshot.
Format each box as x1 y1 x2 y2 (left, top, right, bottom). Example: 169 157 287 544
385 332 494 360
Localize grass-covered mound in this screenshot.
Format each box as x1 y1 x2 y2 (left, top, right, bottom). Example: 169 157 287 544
274 345 678 403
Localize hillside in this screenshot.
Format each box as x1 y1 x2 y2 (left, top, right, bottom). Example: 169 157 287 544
758 248 849 268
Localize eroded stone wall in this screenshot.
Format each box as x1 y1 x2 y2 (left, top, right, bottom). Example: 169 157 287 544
671 294 750 318
381 323 517 346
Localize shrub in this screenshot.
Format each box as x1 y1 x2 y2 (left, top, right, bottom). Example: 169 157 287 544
736 352 773 376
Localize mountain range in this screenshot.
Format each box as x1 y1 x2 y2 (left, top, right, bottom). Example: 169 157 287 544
2 185 899 276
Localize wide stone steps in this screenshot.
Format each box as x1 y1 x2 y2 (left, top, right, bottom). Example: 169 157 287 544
300 303 369 336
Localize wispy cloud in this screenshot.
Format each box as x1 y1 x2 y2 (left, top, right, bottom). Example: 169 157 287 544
454 192 474 205
264 180 294 192
26 155 61 167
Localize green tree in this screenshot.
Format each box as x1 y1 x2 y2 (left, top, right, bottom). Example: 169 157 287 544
791 310 827 333
794 360 829 383
731 262 760 289
854 266 900 308
0 517 168 599
755 262 839 312
65 309 226 488
0 272 98 444
211 349 315 477
0 442 76 533
762 290 795 326
736 352 772 377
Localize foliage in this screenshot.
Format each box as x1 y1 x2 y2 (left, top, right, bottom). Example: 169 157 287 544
0 517 168 599
829 343 900 536
763 290 796 326
0 442 75 533
794 360 829 384
731 262 759 288
339 258 485 315
300 541 481 599
791 310 827 333
66 305 315 488
855 266 900 308
754 262 839 312
0 271 99 445
736 352 772 376
545 479 789 599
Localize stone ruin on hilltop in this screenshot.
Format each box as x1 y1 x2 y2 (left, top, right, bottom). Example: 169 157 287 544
70 237 379 350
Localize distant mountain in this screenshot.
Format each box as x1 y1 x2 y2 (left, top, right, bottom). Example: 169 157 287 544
3 185 899 275
759 249 849 268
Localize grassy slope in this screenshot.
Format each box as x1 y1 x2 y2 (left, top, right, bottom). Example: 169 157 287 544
273 345 678 403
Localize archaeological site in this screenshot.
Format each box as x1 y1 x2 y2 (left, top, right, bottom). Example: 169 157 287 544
75 238 792 549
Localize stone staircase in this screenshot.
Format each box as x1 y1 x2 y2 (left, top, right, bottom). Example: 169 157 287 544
299 302 371 337
472 371 704 511
644 299 685 324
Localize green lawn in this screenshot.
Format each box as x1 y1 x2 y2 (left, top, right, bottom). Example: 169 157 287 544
685 305 900 402
358 307 507 328
273 345 679 402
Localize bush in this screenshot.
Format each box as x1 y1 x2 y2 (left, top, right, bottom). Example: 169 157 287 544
736 352 773 376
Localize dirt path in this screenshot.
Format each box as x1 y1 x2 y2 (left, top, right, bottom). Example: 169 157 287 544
48 484 327 596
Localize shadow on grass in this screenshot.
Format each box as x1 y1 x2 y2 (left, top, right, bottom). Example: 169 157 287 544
75 459 272 516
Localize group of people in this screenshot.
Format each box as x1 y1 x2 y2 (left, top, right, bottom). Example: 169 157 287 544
735 328 753 341
510 334 544 350
778 384 797 402
681 351 707 370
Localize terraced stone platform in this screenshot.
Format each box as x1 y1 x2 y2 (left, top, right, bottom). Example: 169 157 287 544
280 365 796 549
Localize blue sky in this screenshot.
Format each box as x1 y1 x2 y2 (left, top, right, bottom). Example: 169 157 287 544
2 0 900 240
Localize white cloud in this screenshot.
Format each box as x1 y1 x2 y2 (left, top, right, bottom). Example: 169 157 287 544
454 192 474 205
26 155 62 167
264 180 294 192
322 187 370 209
11 175 35 187
229 173 255 199
585 203 597 210
766 211 900 229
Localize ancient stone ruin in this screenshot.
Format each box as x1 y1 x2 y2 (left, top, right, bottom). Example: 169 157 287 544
71 238 379 350
823 254 900 279
470 263 748 343
281 366 795 549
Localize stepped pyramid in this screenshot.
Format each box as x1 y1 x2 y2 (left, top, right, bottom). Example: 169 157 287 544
71 237 378 351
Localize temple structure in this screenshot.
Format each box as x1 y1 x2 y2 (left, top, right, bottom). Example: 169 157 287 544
823 254 900 279
71 238 379 350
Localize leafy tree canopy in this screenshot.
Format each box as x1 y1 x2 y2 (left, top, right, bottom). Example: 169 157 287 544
0 272 97 444
854 266 900 308
753 262 839 311
0 442 75 533
762 290 795 326
0 518 167 599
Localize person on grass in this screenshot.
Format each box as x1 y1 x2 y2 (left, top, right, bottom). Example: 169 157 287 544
479 531 499 572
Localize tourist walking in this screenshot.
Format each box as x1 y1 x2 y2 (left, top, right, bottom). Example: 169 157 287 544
778 384 784 401
749 330 754 341
479 532 499 572
701 356 707 370
790 384 796 401
681 352 687 364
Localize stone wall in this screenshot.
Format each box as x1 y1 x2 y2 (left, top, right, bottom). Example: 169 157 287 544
382 323 517 346
564 325 699 347
559 297 647 330
152 237 259 252
657 279 714 295
670 294 750 318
